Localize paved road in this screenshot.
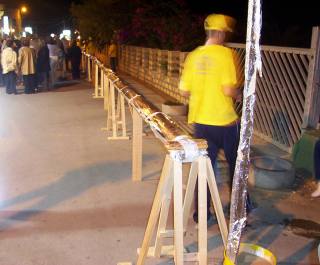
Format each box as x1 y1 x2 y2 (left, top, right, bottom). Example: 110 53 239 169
0 78 319 265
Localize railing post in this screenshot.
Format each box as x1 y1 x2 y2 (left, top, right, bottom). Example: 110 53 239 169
136 47 142 77
303 26 320 129
119 45 124 71
179 52 189 104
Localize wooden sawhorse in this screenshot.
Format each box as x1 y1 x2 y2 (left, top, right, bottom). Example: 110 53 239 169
102 73 129 140
119 144 228 265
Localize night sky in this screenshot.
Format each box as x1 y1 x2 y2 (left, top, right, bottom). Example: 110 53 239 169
5 0 320 47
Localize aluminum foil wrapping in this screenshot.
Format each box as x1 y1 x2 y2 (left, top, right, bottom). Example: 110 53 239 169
226 0 262 263
84 54 202 160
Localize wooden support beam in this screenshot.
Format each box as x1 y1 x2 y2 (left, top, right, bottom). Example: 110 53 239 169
87 57 91 82
206 158 228 247
173 159 183 265
136 156 172 265
132 109 143 181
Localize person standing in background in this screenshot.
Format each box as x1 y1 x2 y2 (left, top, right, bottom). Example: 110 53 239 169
36 39 51 90
18 38 37 94
107 39 117 72
47 37 61 88
30 37 41 55
67 40 82 80
1 39 17 94
61 37 70 71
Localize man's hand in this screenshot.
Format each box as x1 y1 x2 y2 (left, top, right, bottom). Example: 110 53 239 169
180 90 190 98
223 85 242 100
235 92 243 103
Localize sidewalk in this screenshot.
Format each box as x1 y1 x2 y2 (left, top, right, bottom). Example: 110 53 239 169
0 75 319 265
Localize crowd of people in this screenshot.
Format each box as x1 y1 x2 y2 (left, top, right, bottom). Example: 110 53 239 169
0 36 82 95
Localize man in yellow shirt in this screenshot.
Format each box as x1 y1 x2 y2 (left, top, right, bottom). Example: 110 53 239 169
179 14 249 225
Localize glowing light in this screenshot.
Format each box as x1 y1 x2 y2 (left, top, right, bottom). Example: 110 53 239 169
25 26 32 34
3 16 9 35
21 6 27 13
61 29 71 40
50 33 55 38
22 32 26 37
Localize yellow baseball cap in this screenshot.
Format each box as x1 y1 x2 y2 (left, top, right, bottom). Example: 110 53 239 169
204 14 236 32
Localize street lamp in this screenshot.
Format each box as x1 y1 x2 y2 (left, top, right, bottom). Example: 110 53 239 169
21 6 27 14
19 6 28 36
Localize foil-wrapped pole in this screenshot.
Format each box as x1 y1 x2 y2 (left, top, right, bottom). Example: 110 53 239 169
226 0 262 263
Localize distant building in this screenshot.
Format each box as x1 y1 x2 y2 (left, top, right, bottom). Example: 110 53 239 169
0 3 22 38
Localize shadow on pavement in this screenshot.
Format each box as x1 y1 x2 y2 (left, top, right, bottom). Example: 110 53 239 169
0 155 157 232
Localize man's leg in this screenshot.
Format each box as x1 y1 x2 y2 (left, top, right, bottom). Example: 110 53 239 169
3 73 9 93
7 72 14 94
11 72 17 94
223 123 240 187
24 75 31 94
75 64 80 79
8 72 17 94
193 123 220 224
31 74 37 93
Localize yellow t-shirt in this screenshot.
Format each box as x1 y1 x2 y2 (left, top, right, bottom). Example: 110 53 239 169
179 45 240 126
